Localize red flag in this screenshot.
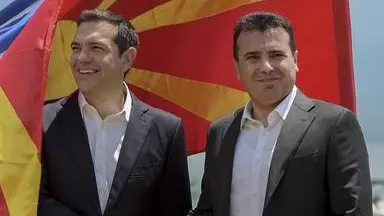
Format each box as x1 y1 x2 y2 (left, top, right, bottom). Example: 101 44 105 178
0 0 61 215
46 0 355 155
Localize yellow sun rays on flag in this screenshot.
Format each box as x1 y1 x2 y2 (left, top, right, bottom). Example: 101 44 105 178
46 0 252 124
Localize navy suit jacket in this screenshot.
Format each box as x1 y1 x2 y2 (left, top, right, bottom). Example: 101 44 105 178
39 91 192 216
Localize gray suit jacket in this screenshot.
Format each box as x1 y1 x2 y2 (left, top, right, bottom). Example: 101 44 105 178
189 90 372 216
39 91 192 216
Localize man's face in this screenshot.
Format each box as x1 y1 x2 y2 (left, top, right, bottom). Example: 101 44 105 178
70 21 132 94
235 27 298 107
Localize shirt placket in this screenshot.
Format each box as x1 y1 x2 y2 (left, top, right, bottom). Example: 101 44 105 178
259 127 273 213
245 124 261 216
94 120 108 213
257 127 268 216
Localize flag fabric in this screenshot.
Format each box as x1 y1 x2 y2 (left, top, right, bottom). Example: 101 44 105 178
46 0 355 204
0 0 61 215
0 0 355 214
47 0 355 155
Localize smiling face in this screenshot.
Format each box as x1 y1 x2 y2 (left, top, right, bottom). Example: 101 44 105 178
235 27 298 108
70 21 131 94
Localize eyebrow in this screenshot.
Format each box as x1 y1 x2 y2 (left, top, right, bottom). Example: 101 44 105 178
70 41 105 48
244 51 261 57
70 41 80 47
87 41 104 46
268 49 285 53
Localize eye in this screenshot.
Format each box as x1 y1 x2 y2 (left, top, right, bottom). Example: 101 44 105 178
91 45 104 52
246 55 260 60
270 53 286 58
71 46 81 53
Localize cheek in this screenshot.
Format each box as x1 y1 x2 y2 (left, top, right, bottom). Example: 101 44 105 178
239 71 256 87
238 69 252 82
289 70 297 80
239 63 256 76
287 63 298 80
70 55 77 67
278 62 296 76
102 55 119 69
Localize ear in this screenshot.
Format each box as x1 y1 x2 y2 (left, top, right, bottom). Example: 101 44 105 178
293 50 299 72
121 47 137 73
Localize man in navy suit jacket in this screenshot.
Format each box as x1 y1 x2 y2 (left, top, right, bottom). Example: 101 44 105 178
39 9 191 216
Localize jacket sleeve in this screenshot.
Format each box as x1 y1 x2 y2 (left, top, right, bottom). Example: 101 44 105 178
155 119 192 216
187 128 216 216
327 109 373 216
38 138 84 216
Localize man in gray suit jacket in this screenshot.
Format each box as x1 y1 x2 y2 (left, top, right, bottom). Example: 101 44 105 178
39 9 191 216
188 12 372 216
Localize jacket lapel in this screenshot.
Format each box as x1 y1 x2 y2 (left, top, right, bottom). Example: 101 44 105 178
264 91 315 208
104 95 152 213
58 92 102 216
216 109 243 216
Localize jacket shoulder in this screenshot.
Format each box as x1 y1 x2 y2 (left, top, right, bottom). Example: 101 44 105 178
145 104 180 125
43 97 69 131
312 99 354 118
210 108 243 132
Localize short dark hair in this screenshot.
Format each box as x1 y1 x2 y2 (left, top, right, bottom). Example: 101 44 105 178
77 9 139 56
233 12 296 61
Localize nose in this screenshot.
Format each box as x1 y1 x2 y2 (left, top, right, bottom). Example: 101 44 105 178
75 48 92 63
258 59 273 74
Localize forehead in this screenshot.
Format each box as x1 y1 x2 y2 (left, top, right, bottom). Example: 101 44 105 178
73 21 118 43
237 28 291 52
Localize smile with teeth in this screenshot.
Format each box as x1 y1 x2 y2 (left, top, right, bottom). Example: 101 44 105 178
78 69 99 75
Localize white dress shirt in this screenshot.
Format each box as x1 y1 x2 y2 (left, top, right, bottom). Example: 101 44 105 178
78 83 132 213
230 86 297 216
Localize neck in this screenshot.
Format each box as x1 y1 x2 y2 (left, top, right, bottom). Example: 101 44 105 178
251 102 276 122
82 83 126 119
250 87 294 121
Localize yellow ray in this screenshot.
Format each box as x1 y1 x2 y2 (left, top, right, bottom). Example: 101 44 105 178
0 87 41 216
97 0 118 10
46 20 78 100
127 68 248 122
131 0 264 33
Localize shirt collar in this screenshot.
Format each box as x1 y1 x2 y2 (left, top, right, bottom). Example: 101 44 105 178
78 82 132 121
241 85 297 128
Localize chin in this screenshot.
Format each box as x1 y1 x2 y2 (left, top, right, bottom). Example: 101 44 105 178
78 85 96 94
256 95 285 107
